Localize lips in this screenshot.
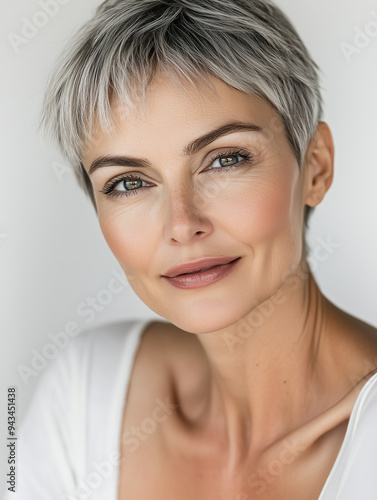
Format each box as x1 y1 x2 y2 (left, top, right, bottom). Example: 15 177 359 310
162 256 240 278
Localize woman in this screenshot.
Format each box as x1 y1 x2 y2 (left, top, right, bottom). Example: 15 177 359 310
5 0 377 499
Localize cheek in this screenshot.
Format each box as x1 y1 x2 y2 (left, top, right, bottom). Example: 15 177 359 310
211 168 300 244
98 205 159 277
209 167 303 300
96 164 302 280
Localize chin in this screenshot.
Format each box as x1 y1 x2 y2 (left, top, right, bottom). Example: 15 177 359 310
148 294 262 336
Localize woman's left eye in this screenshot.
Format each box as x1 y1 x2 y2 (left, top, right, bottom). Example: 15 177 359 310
205 149 255 172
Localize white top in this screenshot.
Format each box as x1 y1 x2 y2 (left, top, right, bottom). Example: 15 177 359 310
2 318 377 499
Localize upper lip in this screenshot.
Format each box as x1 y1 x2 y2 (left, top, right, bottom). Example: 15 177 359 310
162 256 240 278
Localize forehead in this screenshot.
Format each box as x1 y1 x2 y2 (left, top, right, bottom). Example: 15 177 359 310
113 71 278 128
84 71 283 165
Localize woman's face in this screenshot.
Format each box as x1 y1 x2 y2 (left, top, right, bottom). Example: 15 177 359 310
82 73 308 333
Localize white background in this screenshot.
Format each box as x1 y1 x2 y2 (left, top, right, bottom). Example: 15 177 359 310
1 0 377 479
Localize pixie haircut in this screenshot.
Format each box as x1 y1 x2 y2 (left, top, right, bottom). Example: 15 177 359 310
41 0 323 226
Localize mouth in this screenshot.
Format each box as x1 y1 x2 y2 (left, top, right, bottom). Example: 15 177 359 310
161 257 241 290
162 256 241 278
176 260 239 276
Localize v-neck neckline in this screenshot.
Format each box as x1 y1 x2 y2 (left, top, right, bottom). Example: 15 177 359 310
111 319 377 499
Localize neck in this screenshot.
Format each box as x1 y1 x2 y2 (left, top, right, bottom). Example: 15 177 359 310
184 259 335 467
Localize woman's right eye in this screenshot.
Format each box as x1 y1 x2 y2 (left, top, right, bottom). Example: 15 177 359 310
99 175 152 199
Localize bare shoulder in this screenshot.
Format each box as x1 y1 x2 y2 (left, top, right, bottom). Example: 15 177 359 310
122 320 205 424
135 320 205 377
140 320 202 356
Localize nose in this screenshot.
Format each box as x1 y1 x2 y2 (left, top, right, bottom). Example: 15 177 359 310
163 183 213 245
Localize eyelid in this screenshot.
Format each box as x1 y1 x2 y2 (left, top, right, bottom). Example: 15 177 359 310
205 147 254 167
98 147 256 199
99 174 152 195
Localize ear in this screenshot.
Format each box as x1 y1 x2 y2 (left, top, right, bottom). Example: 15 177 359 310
303 122 334 207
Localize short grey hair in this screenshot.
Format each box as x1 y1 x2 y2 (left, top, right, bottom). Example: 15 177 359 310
40 0 323 225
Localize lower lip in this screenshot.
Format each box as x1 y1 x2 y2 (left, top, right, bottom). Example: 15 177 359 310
162 258 241 290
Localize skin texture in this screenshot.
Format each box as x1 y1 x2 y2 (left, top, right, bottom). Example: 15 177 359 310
81 72 377 498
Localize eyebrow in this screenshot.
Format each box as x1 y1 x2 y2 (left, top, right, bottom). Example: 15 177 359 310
88 121 263 175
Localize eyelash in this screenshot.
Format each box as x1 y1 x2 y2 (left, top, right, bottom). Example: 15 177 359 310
99 148 255 199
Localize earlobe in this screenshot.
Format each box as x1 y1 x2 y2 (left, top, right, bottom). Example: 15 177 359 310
304 122 335 208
